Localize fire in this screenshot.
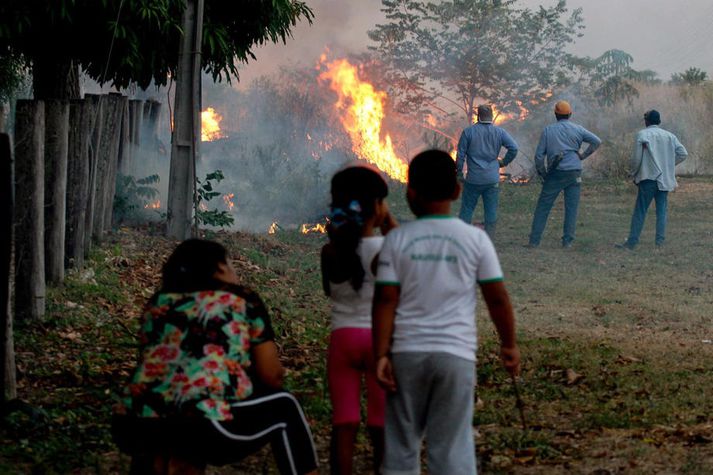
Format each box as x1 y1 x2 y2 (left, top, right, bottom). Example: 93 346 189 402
201 107 223 142
268 222 279 234
144 199 161 209
318 56 408 182
223 193 235 211
301 223 327 234
473 103 530 125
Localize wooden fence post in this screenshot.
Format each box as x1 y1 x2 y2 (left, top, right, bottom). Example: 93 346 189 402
65 99 95 269
124 99 144 176
83 94 104 257
14 100 45 321
92 94 122 243
142 100 163 163
1 133 17 402
44 100 69 284
104 95 128 232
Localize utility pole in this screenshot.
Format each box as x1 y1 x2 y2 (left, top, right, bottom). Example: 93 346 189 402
167 0 204 239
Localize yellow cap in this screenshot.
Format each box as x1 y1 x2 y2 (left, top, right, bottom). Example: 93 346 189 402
555 100 572 115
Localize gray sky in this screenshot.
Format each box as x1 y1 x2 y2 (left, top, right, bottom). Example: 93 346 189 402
237 0 713 83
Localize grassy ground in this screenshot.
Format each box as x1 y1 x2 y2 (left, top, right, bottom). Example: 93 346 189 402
1 177 712 474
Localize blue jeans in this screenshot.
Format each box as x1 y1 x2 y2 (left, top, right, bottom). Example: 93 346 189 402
458 182 499 238
528 170 581 246
626 179 668 246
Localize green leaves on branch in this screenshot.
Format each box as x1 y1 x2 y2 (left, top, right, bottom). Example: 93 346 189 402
369 0 584 124
195 169 234 229
113 174 161 224
0 0 313 90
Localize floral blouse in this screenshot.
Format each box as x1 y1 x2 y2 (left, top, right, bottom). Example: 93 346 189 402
120 285 275 421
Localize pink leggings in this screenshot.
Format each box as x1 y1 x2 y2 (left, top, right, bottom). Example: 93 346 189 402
327 328 385 427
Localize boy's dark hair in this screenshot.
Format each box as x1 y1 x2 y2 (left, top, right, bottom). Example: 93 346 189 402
328 166 388 291
408 149 457 201
161 239 228 293
555 113 571 121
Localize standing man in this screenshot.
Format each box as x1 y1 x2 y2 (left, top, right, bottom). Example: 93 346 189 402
456 104 519 238
617 110 688 249
527 100 601 249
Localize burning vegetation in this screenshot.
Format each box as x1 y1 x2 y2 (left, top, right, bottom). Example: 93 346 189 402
318 55 408 182
201 107 224 142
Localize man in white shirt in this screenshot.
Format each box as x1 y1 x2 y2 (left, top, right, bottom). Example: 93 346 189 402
618 110 688 249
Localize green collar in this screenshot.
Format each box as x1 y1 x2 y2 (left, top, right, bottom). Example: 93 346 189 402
416 214 453 220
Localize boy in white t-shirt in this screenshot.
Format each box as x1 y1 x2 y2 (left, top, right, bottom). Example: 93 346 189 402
373 149 520 475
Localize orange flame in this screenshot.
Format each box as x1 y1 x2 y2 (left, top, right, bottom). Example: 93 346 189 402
144 199 161 209
223 193 235 211
319 57 408 182
201 107 223 142
473 103 530 125
301 223 327 234
268 222 279 234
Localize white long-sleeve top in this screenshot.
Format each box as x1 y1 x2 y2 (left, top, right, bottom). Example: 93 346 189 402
630 125 688 191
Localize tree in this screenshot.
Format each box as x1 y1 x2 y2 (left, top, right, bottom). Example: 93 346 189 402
671 67 709 86
368 0 584 124
589 50 642 106
0 0 314 99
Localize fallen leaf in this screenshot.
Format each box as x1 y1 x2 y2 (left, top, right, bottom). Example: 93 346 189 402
566 368 584 385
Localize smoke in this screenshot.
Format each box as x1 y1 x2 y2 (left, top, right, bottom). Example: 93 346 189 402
78 0 713 232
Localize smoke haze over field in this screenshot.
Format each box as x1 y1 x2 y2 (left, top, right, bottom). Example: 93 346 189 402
237 0 713 83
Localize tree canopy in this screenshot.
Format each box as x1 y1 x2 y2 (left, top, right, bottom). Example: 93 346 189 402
368 0 584 124
671 67 709 87
0 0 313 98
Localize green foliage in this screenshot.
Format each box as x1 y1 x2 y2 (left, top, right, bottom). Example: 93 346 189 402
0 0 313 89
574 49 657 106
671 67 709 86
368 0 584 124
113 173 160 224
195 169 234 228
0 51 27 102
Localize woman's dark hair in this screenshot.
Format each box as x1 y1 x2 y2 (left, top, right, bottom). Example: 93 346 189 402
161 239 228 293
328 166 388 291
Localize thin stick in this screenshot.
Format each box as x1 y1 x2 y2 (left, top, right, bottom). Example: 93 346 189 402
511 375 527 430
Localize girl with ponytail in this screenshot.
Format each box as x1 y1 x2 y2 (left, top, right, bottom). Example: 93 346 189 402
321 165 397 474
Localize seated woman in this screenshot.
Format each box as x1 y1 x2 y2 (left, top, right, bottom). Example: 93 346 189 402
112 239 318 475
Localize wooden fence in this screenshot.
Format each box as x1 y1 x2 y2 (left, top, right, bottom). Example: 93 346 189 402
9 94 161 322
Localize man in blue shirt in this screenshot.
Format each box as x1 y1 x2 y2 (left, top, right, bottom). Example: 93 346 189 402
527 100 601 248
456 104 519 238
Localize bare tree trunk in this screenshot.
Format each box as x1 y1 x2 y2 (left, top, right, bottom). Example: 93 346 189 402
143 100 163 164
167 0 204 240
0 103 8 133
65 99 95 269
123 99 144 176
1 133 17 402
84 94 104 258
92 94 123 243
118 99 132 177
14 100 45 321
32 57 81 100
44 100 70 284
105 95 129 232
